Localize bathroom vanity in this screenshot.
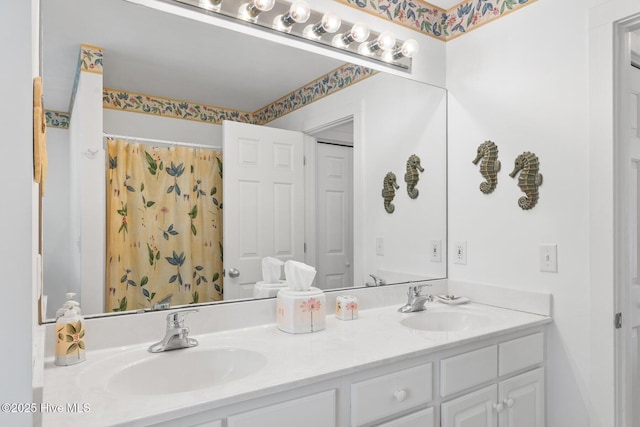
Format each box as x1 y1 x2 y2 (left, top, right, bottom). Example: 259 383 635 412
40 287 550 427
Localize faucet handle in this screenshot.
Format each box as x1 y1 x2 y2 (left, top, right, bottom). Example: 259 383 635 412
166 308 199 329
409 283 432 296
369 274 387 286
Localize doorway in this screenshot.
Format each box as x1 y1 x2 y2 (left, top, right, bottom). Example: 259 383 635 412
308 119 355 290
615 17 640 427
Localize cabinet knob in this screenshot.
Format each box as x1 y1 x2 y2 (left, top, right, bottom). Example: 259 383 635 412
393 389 407 402
493 402 504 413
504 398 514 408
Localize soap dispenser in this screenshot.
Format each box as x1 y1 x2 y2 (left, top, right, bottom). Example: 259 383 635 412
54 294 86 366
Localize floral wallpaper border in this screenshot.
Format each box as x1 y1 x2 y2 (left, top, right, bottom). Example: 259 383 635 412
335 0 537 41
101 63 375 127
45 111 70 129
253 63 377 124
50 63 375 128
102 88 255 125
79 44 104 74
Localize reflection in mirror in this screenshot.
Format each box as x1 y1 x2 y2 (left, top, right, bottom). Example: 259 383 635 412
41 0 447 321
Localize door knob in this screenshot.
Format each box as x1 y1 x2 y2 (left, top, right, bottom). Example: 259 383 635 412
504 398 514 408
493 402 504 413
227 268 240 278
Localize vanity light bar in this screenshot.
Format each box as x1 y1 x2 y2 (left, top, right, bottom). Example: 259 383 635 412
174 0 415 70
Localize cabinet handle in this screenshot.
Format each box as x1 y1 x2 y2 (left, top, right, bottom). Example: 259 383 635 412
393 389 407 402
504 398 514 408
493 402 504 413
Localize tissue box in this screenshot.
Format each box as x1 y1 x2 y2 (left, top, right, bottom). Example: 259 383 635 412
276 287 326 333
336 295 358 320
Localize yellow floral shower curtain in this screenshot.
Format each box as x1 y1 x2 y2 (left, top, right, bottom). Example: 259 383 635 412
106 139 223 312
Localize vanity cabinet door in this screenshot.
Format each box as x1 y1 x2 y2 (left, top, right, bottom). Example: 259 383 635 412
441 384 498 427
227 389 335 427
498 368 545 427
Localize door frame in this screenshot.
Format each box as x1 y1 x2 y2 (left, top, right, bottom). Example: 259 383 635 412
302 103 364 289
613 12 640 427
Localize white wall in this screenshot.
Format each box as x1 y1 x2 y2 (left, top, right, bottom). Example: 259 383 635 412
69 70 105 315
104 109 222 147
0 0 36 426
43 129 73 319
446 0 593 425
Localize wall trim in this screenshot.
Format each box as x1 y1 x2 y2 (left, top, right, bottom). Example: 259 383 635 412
50 63 376 128
335 0 538 41
44 111 70 129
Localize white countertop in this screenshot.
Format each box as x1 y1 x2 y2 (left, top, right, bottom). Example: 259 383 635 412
41 300 550 426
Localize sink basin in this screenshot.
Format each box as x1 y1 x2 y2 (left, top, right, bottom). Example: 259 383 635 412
400 310 491 332
105 347 267 395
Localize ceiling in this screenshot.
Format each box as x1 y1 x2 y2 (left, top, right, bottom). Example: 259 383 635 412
41 0 345 113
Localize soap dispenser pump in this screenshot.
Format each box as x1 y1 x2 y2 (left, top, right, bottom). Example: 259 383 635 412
55 292 81 320
54 294 86 366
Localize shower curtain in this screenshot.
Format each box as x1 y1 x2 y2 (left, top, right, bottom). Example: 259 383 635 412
105 138 223 312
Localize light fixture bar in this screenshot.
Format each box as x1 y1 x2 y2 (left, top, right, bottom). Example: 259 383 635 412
172 0 415 70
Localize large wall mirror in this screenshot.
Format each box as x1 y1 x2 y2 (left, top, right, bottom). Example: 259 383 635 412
41 0 447 321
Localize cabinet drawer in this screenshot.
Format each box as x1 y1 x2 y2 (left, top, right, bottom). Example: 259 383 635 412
499 332 544 376
440 345 497 397
227 390 335 427
351 364 433 426
377 407 435 427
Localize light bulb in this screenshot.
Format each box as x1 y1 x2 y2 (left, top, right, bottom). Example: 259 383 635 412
400 39 419 58
350 23 370 43
238 0 275 21
333 22 370 47
321 13 341 33
289 1 311 23
253 0 275 11
377 31 396 51
358 31 396 55
273 1 310 31
199 0 222 11
304 13 342 40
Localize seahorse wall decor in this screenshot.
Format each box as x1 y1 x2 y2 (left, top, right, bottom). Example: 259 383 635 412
404 154 424 199
509 151 543 210
382 172 400 213
472 140 501 194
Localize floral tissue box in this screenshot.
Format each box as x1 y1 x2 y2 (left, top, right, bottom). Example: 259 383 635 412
276 287 326 334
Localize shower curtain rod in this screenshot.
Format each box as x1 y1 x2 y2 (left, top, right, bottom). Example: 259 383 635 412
102 133 221 150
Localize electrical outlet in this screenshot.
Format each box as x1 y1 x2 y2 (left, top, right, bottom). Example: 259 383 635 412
429 240 442 262
540 244 558 272
454 241 467 265
376 237 384 256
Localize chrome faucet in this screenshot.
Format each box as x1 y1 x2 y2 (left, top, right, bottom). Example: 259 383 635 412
398 285 433 313
365 274 387 287
148 308 199 353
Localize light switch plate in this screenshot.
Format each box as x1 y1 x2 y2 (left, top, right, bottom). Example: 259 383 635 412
429 240 442 262
540 244 558 273
454 241 467 265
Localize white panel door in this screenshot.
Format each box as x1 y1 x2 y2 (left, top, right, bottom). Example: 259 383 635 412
498 368 545 427
316 143 353 289
631 64 640 328
441 384 498 427
223 121 304 300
